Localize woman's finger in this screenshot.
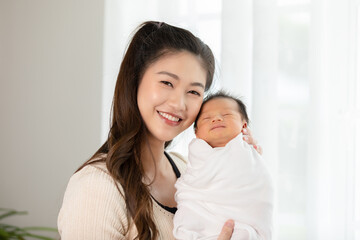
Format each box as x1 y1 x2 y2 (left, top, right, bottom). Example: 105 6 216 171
253 144 263 155
242 127 262 155
243 135 257 145
217 220 234 240
242 130 258 146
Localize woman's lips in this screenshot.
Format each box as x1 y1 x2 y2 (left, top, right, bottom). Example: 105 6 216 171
157 111 183 126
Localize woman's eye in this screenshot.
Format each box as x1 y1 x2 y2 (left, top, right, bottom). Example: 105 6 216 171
188 90 200 96
161 81 173 87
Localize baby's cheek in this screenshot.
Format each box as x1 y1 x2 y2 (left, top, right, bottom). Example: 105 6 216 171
229 122 243 134
195 126 206 139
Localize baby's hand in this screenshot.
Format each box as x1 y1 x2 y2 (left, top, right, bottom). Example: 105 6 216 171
242 128 263 155
217 220 234 240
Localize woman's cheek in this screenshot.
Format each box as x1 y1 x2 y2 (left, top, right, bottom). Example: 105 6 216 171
189 99 203 121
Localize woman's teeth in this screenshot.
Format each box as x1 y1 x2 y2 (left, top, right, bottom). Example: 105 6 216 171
158 111 180 122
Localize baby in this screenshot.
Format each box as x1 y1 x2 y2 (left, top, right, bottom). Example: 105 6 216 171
173 91 274 240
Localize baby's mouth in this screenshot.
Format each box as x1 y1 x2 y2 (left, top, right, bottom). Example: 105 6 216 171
210 124 226 130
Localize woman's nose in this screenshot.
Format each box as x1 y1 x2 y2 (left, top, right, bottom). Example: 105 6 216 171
168 91 186 111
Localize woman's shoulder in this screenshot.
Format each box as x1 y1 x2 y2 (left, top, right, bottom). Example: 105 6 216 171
69 161 110 184
65 159 127 200
58 161 129 239
61 161 124 208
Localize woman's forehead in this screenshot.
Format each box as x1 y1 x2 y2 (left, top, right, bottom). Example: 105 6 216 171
144 51 207 86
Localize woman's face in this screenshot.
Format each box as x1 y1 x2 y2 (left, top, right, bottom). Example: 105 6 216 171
137 51 207 143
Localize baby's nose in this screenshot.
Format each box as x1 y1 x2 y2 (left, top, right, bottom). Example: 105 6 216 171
211 115 223 122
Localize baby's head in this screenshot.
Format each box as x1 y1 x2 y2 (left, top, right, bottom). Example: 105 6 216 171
194 91 249 148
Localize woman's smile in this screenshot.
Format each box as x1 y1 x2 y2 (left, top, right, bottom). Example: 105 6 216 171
157 111 183 126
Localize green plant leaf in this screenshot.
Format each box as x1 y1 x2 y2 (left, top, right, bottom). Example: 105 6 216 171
0 228 10 237
0 223 26 233
0 209 28 221
0 208 57 240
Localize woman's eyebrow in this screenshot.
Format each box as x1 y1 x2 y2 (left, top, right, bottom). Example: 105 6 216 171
157 71 179 80
157 71 205 89
191 82 205 89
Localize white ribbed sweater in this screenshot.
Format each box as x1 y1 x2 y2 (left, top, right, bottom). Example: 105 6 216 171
58 152 187 240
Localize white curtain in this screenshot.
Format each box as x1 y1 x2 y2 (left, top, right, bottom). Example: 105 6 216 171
220 0 359 239
307 0 359 239
103 0 360 239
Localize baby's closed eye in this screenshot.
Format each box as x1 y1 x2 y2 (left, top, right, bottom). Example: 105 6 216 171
201 116 210 121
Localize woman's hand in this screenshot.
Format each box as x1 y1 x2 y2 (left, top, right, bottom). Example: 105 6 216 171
217 220 234 240
242 127 263 155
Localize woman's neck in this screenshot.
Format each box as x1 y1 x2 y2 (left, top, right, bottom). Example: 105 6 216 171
141 135 169 183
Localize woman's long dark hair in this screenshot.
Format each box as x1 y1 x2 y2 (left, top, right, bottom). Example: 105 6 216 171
77 21 214 240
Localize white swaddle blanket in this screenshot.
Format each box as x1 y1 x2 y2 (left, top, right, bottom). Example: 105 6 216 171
173 134 274 240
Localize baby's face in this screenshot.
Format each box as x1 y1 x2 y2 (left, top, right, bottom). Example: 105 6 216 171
195 97 247 148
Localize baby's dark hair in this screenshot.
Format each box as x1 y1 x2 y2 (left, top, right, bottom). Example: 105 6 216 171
194 91 249 129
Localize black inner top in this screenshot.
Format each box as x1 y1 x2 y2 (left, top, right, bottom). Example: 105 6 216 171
150 152 181 214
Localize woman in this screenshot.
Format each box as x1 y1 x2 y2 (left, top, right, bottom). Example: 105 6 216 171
58 21 260 240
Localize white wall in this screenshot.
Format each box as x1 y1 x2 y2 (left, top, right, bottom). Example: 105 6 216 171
0 0 104 232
